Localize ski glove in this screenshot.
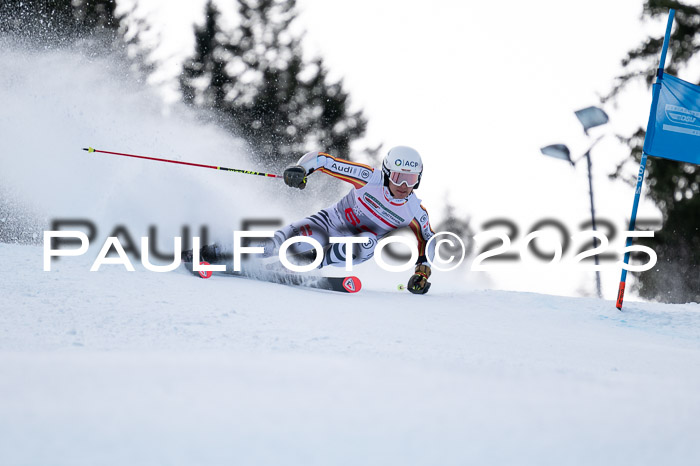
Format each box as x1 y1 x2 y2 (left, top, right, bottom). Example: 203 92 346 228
407 264 431 295
284 165 307 189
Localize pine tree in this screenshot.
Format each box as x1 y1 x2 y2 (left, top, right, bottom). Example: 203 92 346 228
606 0 699 303
180 0 367 169
74 0 121 32
0 0 121 42
180 1 232 111
0 0 75 40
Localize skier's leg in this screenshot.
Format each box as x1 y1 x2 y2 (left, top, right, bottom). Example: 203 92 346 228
181 243 226 264
321 231 377 268
257 209 337 259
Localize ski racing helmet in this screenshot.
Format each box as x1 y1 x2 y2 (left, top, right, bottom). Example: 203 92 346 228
382 146 423 189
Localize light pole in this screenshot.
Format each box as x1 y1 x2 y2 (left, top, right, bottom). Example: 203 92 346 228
540 106 609 298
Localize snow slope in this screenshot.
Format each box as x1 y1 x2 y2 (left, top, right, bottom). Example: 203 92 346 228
2 242 700 466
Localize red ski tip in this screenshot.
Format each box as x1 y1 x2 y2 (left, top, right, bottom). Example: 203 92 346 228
198 261 213 279
342 276 361 293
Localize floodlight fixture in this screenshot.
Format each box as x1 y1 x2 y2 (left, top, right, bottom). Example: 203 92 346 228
574 106 609 135
540 144 573 166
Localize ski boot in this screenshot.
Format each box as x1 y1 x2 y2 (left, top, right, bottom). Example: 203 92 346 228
181 243 225 264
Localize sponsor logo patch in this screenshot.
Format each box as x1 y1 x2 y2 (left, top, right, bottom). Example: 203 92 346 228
362 193 405 224
331 162 353 173
394 158 420 168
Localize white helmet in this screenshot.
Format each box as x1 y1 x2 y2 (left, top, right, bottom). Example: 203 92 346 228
382 146 423 189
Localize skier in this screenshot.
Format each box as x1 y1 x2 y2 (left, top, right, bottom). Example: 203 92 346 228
185 146 435 294
263 145 435 294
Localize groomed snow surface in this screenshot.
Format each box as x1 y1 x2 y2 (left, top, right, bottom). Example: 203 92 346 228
1 242 699 466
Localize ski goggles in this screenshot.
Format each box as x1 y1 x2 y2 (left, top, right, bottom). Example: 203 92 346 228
389 171 420 187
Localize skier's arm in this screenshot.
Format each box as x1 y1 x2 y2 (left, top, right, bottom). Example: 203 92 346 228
284 151 373 189
409 205 435 265
406 205 436 295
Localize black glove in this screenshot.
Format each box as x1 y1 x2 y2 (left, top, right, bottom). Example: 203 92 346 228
284 165 307 189
407 264 431 295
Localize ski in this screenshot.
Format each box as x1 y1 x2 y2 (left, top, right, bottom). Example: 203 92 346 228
185 261 362 293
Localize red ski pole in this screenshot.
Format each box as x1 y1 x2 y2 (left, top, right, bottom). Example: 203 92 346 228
82 147 283 179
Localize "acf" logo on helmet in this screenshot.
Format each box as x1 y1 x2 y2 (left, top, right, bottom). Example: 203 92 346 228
394 159 420 168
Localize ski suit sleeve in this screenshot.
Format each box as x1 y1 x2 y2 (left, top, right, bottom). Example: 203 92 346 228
297 151 374 189
408 204 436 265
